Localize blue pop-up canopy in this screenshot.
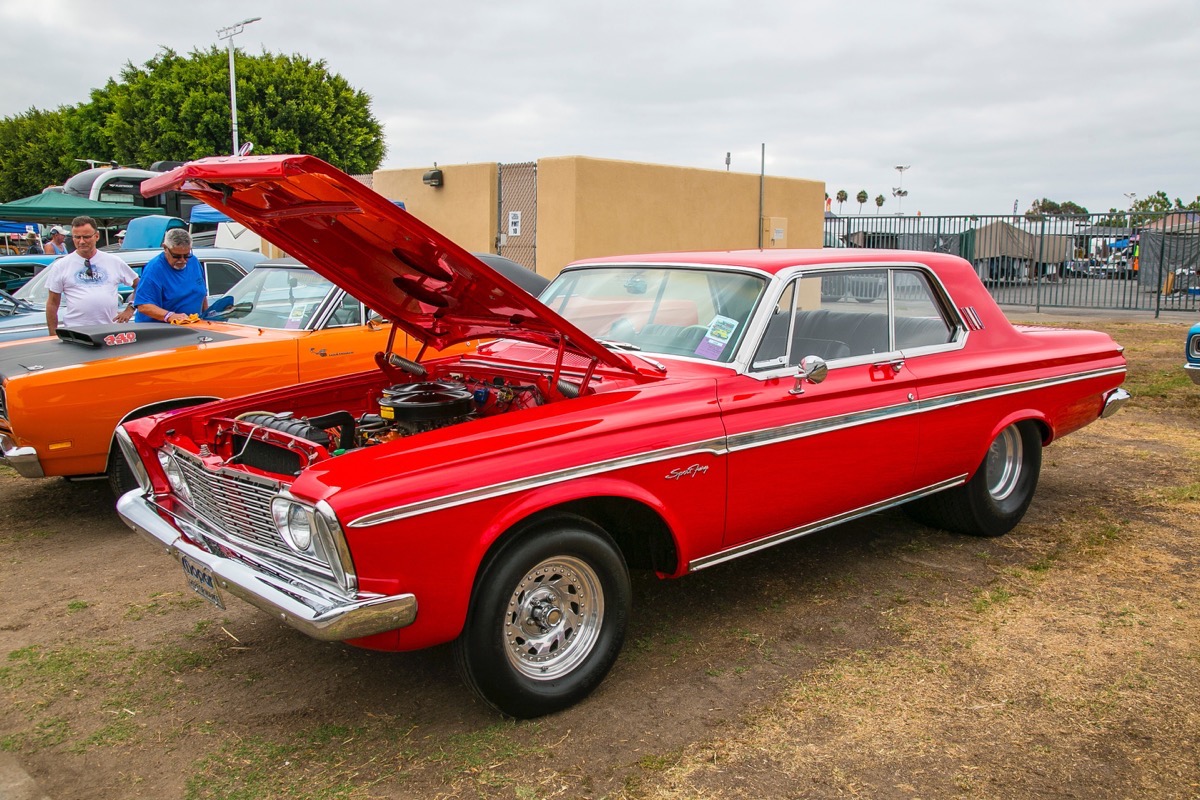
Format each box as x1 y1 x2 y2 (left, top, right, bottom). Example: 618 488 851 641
0 220 36 235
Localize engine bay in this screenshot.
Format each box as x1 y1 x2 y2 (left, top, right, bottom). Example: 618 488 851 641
191 358 577 477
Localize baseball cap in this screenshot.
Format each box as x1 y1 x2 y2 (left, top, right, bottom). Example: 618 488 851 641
117 229 126 238
50 225 68 235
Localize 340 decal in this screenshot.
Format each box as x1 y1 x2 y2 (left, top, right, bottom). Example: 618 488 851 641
103 332 137 346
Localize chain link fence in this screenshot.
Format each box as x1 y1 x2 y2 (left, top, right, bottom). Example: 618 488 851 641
496 162 537 272
824 212 1200 315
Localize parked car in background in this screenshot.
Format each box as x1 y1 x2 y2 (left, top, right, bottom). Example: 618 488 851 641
0 247 263 342
0 251 541 492
116 155 1130 719
1185 323 1200 385
0 254 56 293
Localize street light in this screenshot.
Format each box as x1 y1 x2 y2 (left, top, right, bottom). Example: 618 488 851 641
217 16 262 155
892 165 911 214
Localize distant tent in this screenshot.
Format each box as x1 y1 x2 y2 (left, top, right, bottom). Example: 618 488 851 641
188 203 230 225
0 192 165 223
0 220 36 235
968 220 1073 265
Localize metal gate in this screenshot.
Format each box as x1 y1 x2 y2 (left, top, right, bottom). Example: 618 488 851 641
824 212 1200 316
496 161 537 271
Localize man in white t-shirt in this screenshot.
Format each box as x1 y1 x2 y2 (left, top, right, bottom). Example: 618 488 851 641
44 215 139 336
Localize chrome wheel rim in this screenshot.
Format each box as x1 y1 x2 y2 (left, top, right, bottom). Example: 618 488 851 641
986 425 1023 501
503 555 604 681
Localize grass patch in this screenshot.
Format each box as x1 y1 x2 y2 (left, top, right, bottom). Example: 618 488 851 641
66 600 89 613
123 591 204 621
183 725 379 800
971 586 1013 613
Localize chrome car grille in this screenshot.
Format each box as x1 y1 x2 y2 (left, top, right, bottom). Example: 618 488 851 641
171 450 339 585
0 386 7 419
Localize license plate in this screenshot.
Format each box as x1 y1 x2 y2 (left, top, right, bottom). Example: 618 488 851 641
181 555 225 610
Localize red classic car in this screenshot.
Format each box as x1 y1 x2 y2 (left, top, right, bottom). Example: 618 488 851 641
118 155 1130 718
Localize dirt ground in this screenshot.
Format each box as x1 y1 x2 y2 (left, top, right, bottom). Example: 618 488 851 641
1 317 1198 800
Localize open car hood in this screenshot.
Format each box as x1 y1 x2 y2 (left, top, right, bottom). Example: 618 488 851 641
142 155 634 374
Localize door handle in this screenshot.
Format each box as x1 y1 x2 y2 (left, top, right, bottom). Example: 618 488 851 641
871 359 905 374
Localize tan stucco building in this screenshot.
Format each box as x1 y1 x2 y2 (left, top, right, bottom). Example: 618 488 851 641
372 156 824 279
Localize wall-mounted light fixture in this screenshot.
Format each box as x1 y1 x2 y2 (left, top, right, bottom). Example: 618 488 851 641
422 166 443 188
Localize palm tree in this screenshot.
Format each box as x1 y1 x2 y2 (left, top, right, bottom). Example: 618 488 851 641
856 190 868 214
836 190 848 214
875 194 885 215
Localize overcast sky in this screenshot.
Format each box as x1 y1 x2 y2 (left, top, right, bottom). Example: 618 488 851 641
2 0 1197 216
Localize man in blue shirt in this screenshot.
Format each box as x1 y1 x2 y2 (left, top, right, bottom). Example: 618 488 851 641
133 229 207 322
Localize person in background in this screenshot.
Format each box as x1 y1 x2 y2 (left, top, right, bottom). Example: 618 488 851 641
24 232 41 255
43 226 69 256
44 216 138 336
133 228 207 323
116 229 126 246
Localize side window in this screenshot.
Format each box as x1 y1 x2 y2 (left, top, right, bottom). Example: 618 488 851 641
203 261 244 296
801 268 890 358
893 270 953 349
325 292 364 328
752 281 797 366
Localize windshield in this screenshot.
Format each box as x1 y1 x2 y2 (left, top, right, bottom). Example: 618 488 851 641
13 268 51 307
541 266 766 363
204 267 336 330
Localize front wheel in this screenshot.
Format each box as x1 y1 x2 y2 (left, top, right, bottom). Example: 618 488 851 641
905 421 1042 537
107 442 139 499
454 517 631 718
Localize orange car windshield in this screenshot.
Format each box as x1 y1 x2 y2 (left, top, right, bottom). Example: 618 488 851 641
209 267 337 330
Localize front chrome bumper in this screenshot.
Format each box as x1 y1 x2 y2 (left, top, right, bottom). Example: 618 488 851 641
117 490 417 641
0 431 44 478
1186 364 1200 386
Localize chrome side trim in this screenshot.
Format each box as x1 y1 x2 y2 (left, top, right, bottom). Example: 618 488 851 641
688 475 967 572
349 437 729 528
915 366 1127 416
118 490 416 641
0 431 44 478
349 365 1126 529
727 397 920 453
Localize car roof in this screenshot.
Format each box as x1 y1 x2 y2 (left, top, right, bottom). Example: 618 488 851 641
569 248 963 276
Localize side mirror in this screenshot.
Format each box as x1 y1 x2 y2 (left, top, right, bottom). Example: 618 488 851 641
789 355 828 395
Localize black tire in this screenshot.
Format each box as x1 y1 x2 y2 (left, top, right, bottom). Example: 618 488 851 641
107 442 139 499
905 421 1042 537
454 516 631 718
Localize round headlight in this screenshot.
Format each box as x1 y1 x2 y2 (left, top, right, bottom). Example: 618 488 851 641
157 451 190 500
271 498 313 553
287 504 312 551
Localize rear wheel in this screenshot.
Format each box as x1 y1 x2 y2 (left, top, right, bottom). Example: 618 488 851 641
905 421 1042 537
454 517 631 718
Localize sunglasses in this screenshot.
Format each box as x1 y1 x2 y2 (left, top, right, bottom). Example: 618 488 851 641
84 259 94 278
165 248 191 261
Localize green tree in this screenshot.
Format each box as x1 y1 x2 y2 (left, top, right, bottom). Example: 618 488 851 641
0 107 77 200
91 47 384 173
0 46 385 200
856 190 868 214
836 189 848 214
875 194 885 214
1025 198 1089 220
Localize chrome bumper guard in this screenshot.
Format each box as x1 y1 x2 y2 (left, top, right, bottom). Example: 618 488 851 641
117 490 417 641
1100 387 1131 418
0 431 44 478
